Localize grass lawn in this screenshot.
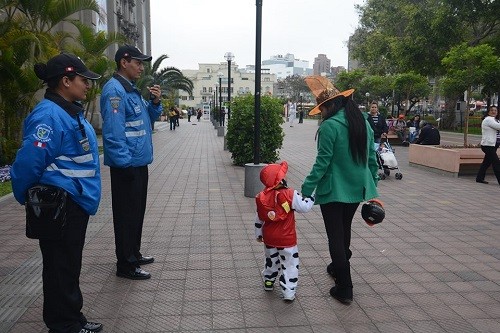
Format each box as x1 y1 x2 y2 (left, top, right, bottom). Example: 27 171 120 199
0 181 12 197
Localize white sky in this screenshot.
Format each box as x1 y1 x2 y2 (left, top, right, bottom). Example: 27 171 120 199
150 0 364 71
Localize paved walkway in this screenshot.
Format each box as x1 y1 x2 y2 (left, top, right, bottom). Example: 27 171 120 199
0 118 498 333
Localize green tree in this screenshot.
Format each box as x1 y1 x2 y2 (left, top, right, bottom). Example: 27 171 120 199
227 95 284 166
351 0 499 77
392 72 431 114
276 75 309 101
335 69 366 101
63 21 126 121
0 0 100 163
135 54 194 103
441 43 500 145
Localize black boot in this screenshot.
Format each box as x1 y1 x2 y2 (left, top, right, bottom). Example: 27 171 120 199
329 263 353 304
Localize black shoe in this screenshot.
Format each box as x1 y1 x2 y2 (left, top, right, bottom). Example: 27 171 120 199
330 286 353 304
116 267 151 280
476 179 489 184
138 255 154 265
327 263 336 279
82 322 103 332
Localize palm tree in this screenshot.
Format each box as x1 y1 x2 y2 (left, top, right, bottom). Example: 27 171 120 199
136 54 194 100
0 0 100 163
63 21 127 121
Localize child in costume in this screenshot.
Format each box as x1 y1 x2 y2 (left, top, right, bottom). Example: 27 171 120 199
254 161 314 301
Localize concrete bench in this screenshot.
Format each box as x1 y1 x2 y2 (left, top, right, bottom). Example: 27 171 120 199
409 145 498 177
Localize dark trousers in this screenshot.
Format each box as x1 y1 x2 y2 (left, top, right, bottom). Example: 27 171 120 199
169 117 176 130
40 198 89 333
477 145 500 184
110 166 149 272
320 202 359 288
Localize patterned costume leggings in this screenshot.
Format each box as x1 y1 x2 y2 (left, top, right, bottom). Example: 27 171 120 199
262 245 299 295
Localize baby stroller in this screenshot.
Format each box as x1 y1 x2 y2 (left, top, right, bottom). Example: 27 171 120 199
375 140 403 180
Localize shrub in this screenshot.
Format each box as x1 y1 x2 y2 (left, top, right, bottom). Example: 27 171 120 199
227 94 284 166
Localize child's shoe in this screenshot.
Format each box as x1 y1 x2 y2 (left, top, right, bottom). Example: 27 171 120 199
282 291 296 302
263 280 274 291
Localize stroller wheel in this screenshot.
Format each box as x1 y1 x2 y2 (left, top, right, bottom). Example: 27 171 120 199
395 173 403 180
378 172 386 180
384 169 390 176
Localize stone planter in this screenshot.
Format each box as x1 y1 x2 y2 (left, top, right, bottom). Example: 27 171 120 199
409 144 498 177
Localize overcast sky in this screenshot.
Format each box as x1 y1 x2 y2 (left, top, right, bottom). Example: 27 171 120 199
150 0 364 71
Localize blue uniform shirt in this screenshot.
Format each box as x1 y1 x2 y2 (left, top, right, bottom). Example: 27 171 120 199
11 91 101 215
100 73 162 168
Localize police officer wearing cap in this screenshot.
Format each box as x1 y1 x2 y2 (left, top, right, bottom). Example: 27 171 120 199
11 53 103 333
100 45 162 280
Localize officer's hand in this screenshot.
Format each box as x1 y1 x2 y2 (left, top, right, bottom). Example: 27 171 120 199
256 236 263 243
148 85 161 104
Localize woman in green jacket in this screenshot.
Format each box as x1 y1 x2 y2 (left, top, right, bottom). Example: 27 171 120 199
301 76 379 304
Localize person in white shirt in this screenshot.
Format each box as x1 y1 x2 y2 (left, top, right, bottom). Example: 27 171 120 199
288 101 297 127
476 106 500 184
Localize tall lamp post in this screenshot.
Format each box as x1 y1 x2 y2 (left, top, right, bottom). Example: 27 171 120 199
214 83 218 122
224 52 234 120
244 0 264 198
365 92 370 110
217 72 223 126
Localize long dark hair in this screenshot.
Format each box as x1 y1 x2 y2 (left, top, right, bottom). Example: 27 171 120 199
321 96 367 164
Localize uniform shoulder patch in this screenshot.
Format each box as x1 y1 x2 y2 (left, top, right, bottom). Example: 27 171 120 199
110 97 121 109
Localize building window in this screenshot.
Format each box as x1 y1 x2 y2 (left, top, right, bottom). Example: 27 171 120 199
202 87 207 93
209 87 213 93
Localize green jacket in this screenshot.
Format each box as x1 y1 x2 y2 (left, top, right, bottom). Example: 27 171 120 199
301 109 379 204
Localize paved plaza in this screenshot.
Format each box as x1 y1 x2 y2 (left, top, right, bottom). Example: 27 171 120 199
0 117 499 333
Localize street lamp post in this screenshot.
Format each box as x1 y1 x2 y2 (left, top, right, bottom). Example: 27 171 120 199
224 52 234 121
214 84 218 123
217 72 223 126
365 92 370 110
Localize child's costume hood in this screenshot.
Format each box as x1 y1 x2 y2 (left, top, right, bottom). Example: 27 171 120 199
260 161 288 192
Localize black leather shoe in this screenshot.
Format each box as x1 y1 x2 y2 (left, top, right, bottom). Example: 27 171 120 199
330 286 353 305
476 179 489 184
116 267 151 280
138 255 154 265
82 322 103 332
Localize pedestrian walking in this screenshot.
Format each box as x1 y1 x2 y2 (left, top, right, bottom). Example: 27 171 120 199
100 44 162 280
476 105 500 185
254 161 314 302
168 106 177 130
288 100 297 127
301 76 379 304
10 53 103 333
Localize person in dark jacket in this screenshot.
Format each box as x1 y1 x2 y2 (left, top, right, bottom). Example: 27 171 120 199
415 121 440 145
367 101 388 143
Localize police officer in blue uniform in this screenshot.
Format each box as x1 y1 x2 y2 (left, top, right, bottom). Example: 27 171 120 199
100 45 162 280
11 53 103 333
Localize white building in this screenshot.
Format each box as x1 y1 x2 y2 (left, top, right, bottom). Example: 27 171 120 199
262 54 312 79
178 63 277 109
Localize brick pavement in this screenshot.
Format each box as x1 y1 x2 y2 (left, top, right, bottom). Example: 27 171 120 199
0 118 499 333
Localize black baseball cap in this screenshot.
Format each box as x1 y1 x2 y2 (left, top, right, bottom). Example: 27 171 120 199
44 53 101 80
115 44 152 62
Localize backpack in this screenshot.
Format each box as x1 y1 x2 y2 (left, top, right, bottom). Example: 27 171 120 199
256 189 291 223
